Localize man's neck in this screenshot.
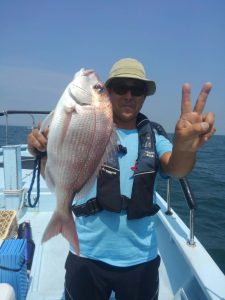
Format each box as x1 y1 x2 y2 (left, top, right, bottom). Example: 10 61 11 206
114 118 137 130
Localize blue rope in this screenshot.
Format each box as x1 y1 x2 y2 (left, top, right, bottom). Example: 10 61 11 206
27 152 46 208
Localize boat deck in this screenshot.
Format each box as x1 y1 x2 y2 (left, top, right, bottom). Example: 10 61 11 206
1 145 225 300
22 211 68 300
16 205 174 300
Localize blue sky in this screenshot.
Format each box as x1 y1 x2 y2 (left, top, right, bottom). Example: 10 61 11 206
0 0 224 134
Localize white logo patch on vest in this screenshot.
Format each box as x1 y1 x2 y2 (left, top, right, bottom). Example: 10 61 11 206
144 151 155 158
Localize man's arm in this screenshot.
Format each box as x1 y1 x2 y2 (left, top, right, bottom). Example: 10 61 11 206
160 82 215 178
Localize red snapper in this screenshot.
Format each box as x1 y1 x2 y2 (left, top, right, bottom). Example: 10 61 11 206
41 69 116 254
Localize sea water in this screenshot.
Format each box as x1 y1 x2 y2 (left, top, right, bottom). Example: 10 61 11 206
0 125 225 274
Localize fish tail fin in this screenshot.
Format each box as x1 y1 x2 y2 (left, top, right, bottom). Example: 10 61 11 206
41 211 80 254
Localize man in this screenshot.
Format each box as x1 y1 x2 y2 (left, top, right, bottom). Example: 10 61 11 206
27 58 215 300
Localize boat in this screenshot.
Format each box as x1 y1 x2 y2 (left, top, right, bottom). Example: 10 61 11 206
0 110 225 300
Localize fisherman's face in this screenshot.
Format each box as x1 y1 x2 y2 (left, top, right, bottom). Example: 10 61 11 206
108 78 146 129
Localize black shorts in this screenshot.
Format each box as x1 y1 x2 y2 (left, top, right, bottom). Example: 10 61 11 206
64 252 160 300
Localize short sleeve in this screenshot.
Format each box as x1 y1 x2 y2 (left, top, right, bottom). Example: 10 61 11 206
155 133 173 178
155 133 172 158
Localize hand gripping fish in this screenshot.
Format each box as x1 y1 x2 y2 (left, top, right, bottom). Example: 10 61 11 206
41 69 117 254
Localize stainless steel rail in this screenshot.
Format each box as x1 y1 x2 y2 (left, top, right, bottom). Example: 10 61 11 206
165 177 197 246
0 110 51 145
0 110 51 116
151 121 197 246
179 177 197 246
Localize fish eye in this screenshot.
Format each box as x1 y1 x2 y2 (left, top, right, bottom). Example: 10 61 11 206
93 83 105 94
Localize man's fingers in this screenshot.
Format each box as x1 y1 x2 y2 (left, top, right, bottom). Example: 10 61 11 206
181 83 192 114
184 122 211 137
202 127 216 142
200 122 210 132
181 82 213 116
203 111 215 127
193 82 212 114
28 136 45 152
29 129 47 152
201 112 216 141
42 127 49 138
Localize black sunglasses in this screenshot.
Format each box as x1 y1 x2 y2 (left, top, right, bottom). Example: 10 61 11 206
110 82 147 97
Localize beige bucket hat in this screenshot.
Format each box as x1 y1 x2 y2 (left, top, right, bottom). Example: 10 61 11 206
105 58 156 96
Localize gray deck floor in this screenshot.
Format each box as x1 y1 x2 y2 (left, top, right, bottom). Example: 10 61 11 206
21 210 173 300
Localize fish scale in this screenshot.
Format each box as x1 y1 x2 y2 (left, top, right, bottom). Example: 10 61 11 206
56 108 96 187
41 68 116 254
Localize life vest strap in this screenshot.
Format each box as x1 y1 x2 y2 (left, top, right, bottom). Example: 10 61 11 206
72 195 130 217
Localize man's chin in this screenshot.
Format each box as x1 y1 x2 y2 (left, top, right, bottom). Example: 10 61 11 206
121 112 137 122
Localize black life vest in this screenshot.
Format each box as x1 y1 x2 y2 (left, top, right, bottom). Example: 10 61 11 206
96 113 161 220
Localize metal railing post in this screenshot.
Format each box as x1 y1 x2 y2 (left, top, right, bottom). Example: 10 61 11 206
165 178 173 215
188 209 196 246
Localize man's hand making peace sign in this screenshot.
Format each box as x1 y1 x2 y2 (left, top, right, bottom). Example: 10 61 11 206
161 82 216 178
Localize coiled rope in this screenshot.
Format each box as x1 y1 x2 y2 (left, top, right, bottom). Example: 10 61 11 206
27 152 46 207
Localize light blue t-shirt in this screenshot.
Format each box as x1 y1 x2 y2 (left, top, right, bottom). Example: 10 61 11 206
71 129 172 267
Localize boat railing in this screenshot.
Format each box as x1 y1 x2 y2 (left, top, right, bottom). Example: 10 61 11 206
165 177 197 246
151 121 197 247
1 112 198 246
0 110 51 145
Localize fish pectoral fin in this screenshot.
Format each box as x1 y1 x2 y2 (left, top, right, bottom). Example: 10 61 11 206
41 211 80 255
